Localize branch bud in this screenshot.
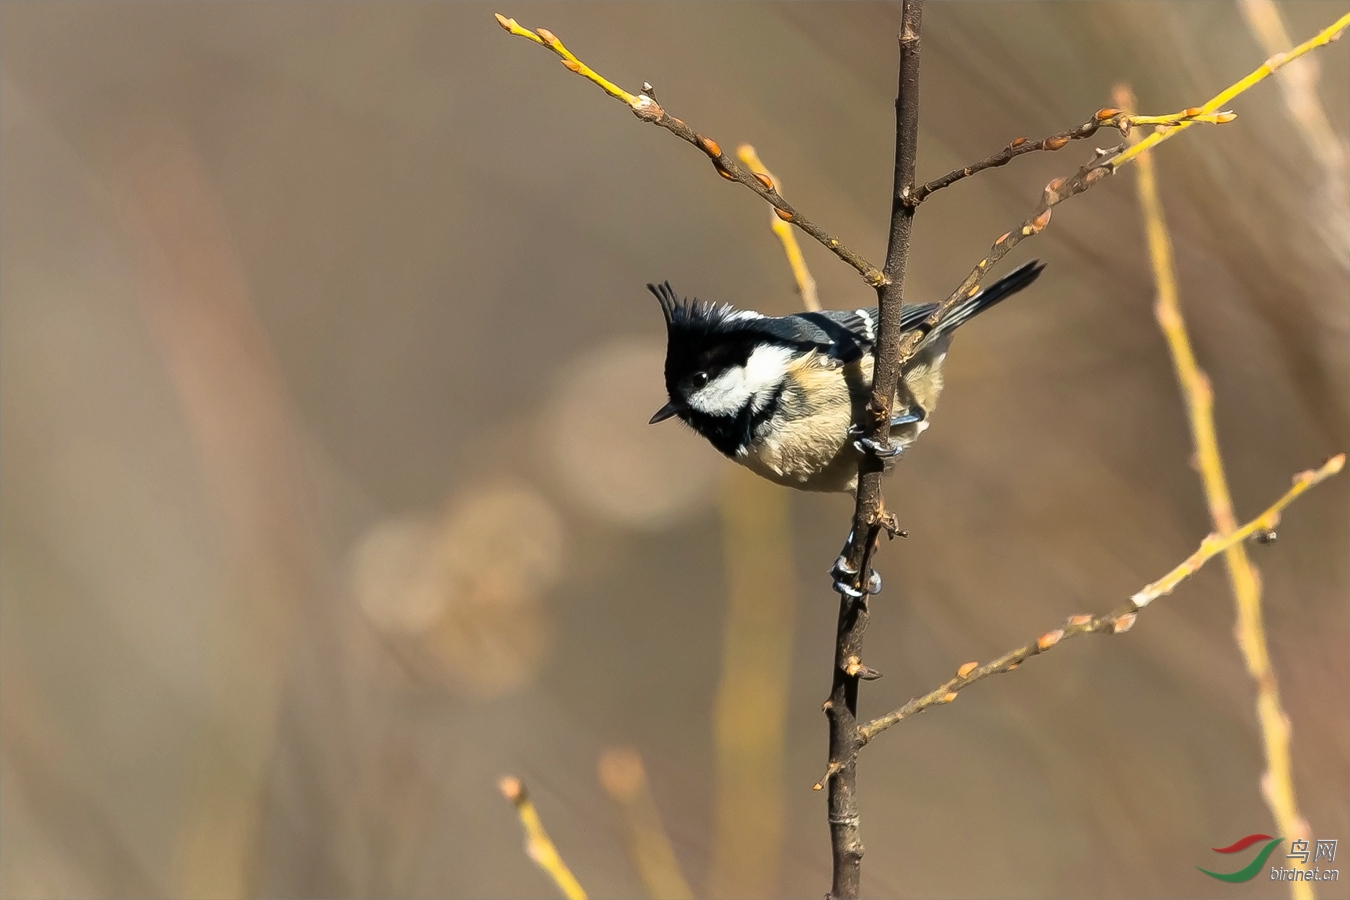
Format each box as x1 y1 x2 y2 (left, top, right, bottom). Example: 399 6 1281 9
1026 207 1052 233
1067 614 1094 627
536 27 560 47
561 58 581 73
698 136 722 158
1037 629 1064 650
941 692 958 703
957 661 978 678
1094 107 1121 121
1112 613 1137 634
1183 106 1203 118
1043 177 1066 204
753 172 775 191
1010 137 1028 148
499 776 525 802
774 207 794 221
1044 135 1070 151
1214 112 1237 124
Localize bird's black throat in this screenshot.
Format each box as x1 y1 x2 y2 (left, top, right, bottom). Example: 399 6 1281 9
679 386 783 459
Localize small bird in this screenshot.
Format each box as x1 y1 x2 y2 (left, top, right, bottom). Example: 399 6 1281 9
647 260 1044 495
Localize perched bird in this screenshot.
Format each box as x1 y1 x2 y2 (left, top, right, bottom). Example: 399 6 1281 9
647 260 1044 496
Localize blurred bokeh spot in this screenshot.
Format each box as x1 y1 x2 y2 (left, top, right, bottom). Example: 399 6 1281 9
351 482 563 696
545 337 723 530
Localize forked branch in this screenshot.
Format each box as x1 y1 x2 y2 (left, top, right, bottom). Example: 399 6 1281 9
909 10 1350 360
911 106 1234 204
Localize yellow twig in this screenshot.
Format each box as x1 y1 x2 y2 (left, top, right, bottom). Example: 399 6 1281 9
705 143 819 898
1111 11 1350 171
597 749 694 900
1129 455 1345 608
1117 81 1324 899
1238 0 1348 178
710 467 796 898
494 14 639 106
736 144 821 311
499 776 588 900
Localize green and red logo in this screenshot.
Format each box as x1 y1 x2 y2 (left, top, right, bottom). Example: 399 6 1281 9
1199 834 1284 882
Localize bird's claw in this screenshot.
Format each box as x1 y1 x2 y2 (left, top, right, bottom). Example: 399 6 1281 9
832 578 866 599
830 554 859 580
890 409 924 427
853 435 904 458
832 568 882 598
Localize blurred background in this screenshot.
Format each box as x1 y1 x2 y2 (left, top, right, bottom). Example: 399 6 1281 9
2 2 1347 898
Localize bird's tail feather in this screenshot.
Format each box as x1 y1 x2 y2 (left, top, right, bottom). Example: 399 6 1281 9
929 259 1045 339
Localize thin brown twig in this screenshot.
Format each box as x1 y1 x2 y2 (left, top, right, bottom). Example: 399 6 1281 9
820 454 1342 775
911 106 1232 204
494 14 886 286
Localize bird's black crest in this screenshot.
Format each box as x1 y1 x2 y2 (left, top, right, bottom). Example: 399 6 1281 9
646 281 738 335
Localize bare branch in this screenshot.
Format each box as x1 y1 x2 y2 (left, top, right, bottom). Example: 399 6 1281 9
822 4 924 898
494 14 886 286
843 454 1344 761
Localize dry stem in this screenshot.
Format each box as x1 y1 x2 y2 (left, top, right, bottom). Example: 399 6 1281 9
710 468 797 898
1117 81 1319 899
597 750 693 900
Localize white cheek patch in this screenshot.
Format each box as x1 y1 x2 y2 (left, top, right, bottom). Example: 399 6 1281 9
687 344 794 415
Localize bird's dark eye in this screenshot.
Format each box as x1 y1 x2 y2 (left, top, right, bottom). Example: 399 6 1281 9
691 371 709 389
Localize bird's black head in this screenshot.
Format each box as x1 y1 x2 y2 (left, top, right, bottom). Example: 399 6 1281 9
646 282 794 455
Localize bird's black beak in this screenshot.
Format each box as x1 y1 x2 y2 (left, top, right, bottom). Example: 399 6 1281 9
648 401 680 424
